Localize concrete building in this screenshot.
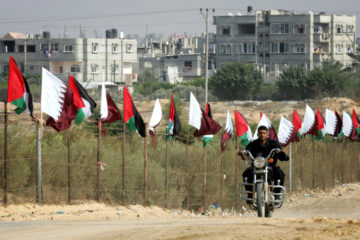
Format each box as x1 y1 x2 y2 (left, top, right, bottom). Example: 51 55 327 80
213 10 356 77
0 31 137 87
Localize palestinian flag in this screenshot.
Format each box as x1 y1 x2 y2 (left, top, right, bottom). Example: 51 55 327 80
292 109 302 139
343 111 358 141
220 110 233 152
69 75 96 125
315 109 326 140
188 92 221 143
300 104 317 136
166 94 181 140
149 98 163 148
7 56 33 118
123 86 145 137
97 83 122 136
334 110 343 137
202 103 214 146
41 68 77 132
252 112 278 141
234 110 252 147
278 116 299 146
352 109 360 136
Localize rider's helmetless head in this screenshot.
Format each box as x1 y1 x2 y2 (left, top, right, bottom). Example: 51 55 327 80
257 126 269 142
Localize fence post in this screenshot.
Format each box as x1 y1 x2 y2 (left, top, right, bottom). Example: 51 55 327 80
3 102 8 204
312 137 315 189
165 139 169 208
332 139 336 188
220 151 224 208
341 137 344 184
234 137 239 211
322 139 326 190
67 129 71 204
36 121 42 204
203 146 207 210
122 123 126 204
144 124 148 204
96 122 101 202
289 143 292 192
300 138 304 190
185 133 189 210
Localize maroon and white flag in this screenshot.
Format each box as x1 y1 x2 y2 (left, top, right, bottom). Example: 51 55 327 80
278 116 299 146
220 110 233 152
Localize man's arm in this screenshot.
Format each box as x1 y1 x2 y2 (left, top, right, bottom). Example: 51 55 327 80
272 140 289 161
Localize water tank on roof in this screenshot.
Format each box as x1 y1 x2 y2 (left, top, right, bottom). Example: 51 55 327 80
106 29 113 39
176 39 182 50
43 31 50 39
119 32 124 39
111 28 118 38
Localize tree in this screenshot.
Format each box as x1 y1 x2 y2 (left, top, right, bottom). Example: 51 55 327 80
277 66 308 100
209 62 263 100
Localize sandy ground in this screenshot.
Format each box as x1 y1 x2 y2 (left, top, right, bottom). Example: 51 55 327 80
0 183 359 240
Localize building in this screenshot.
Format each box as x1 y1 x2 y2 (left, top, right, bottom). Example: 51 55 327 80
0 31 137 86
213 10 356 77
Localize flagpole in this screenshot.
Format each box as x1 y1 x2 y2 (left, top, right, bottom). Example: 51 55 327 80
219 150 223 209
289 143 292 192
96 121 101 202
67 128 71 204
341 136 344 184
36 120 42 205
234 137 239 211
165 138 169 208
312 136 315 189
203 145 207 211
3 102 8 204
122 122 126 205
185 132 190 210
300 137 304 190
144 123 148 205
332 138 336 188
322 139 326 190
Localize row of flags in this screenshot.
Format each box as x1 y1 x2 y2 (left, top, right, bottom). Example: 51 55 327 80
6 56 360 153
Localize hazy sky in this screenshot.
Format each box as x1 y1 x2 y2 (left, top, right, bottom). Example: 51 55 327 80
0 0 359 38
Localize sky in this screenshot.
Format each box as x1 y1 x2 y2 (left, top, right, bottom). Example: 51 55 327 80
0 0 359 38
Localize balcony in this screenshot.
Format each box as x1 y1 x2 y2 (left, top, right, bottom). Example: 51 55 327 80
313 33 330 42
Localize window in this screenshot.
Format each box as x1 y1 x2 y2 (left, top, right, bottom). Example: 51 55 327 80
220 45 226 54
280 43 290 53
346 25 354 33
184 61 192 68
336 44 343 53
91 64 99 73
244 43 255 53
18 45 24 53
50 43 59 52
27 45 36 52
29 66 34 71
64 45 73 52
112 64 119 73
238 44 244 53
112 44 118 53
293 43 305 53
126 44 133 53
222 26 231 35
3 65 9 72
271 23 289 34
336 24 343 33
226 45 231 54
92 43 99 53
70 65 80 73
271 43 279 53
40 43 49 51
294 24 305 34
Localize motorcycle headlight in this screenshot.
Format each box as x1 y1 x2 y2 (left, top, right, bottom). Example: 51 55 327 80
254 157 266 168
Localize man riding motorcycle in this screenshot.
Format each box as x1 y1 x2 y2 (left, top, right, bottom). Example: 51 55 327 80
239 125 289 203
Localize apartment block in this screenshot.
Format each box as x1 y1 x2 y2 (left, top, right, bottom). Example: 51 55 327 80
213 10 356 77
0 31 137 86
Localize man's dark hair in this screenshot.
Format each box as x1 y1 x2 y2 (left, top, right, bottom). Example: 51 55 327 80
258 125 268 132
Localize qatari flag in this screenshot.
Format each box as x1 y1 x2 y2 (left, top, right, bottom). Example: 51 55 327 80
278 116 299 146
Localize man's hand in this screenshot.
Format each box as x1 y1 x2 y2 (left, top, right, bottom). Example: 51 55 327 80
238 151 247 160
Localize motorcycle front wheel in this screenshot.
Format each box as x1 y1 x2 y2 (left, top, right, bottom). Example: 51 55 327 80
256 183 265 217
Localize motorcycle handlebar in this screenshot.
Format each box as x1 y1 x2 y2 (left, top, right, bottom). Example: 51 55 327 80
242 148 282 161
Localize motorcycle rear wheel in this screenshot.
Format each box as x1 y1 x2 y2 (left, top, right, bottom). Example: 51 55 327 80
256 183 265 217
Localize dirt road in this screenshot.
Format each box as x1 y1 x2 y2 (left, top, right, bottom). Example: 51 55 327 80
0 183 359 240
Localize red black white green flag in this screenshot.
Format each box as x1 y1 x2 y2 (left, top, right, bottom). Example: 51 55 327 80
315 109 326 140
202 103 215 146
166 94 181 140
188 92 221 144
7 56 33 118
292 109 302 139
123 86 145 137
41 68 77 132
343 111 358 141
220 110 233 152
97 83 122 136
352 109 360 136
68 75 96 125
278 116 299 146
234 110 252 147
334 110 343 137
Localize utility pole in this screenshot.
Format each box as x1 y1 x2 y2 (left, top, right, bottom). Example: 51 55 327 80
200 8 215 106
24 37 27 74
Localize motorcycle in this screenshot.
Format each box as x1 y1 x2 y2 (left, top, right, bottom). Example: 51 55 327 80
240 148 286 218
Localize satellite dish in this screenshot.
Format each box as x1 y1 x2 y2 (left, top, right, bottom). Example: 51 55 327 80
247 6 253 13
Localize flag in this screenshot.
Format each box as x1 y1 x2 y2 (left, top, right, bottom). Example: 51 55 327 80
7 56 33 118
166 94 181 140
334 110 343 137
325 109 337 136
188 92 221 142
252 112 278 141
278 116 299 146
41 68 77 132
69 75 96 125
149 98 163 148
97 83 122 136
202 103 214 146
220 110 233 152
123 86 145 137
292 109 302 139
352 109 360 136
234 110 252 147
300 104 317 136
315 109 326 140
343 111 358 141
